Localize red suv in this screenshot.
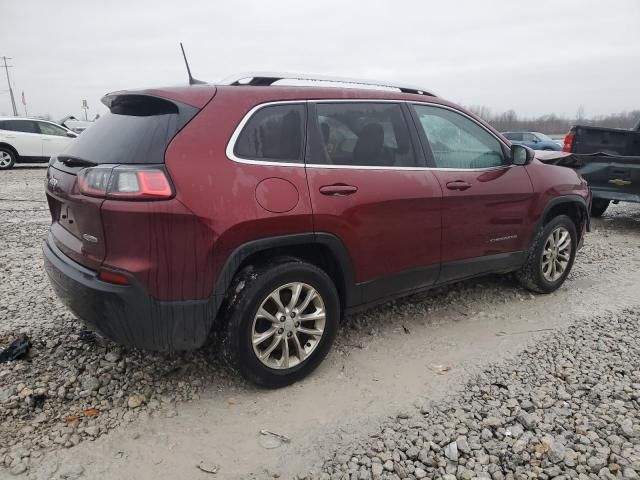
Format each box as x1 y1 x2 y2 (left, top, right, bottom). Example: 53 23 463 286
43 73 590 387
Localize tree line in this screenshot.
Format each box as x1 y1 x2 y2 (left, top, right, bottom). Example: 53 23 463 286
466 106 640 135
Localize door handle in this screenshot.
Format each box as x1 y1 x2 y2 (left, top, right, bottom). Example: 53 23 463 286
319 184 358 196
446 181 472 191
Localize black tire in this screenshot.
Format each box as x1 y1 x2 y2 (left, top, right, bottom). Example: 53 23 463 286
0 147 16 170
516 215 577 294
222 258 340 388
590 199 610 217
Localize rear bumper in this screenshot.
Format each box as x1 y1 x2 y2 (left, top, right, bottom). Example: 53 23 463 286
590 188 640 204
42 234 213 351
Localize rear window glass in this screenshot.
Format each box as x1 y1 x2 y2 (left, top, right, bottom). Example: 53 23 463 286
62 95 196 164
234 104 305 162
311 103 417 167
0 120 38 133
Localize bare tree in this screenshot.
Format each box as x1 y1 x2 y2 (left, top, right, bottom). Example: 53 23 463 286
468 107 640 134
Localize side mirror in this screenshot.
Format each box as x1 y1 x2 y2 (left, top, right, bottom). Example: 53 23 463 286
66 131 77 138
511 144 535 166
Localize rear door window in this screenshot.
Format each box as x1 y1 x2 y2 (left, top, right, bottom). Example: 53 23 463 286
1 120 38 133
310 102 418 167
234 104 305 162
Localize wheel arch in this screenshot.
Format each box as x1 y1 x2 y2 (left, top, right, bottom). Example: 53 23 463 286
532 195 589 249
0 142 19 158
211 233 358 321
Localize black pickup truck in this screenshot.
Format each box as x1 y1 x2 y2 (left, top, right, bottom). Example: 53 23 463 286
562 118 640 216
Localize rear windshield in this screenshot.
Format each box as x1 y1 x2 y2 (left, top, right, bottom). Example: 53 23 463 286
61 95 197 164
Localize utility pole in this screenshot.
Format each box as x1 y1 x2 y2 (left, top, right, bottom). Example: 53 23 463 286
1 56 18 116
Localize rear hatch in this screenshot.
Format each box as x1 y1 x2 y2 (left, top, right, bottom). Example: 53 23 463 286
45 88 214 270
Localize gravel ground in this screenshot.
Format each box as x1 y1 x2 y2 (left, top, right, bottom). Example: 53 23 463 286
1 166 639 478
311 308 640 480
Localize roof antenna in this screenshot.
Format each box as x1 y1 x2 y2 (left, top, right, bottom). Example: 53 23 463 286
180 42 206 85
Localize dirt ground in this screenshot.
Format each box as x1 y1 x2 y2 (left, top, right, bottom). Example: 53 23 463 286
0 165 639 479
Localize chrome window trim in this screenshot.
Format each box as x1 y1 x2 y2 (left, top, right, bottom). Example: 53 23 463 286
225 100 307 167
225 99 511 171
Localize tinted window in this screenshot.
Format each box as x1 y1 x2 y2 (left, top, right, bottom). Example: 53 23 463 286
413 105 506 169
38 122 68 137
234 104 305 162
312 103 417 167
522 133 536 142
62 95 197 165
0 120 38 133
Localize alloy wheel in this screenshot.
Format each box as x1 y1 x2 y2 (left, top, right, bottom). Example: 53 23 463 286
0 151 12 168
251 282 326 370
541 226 572 282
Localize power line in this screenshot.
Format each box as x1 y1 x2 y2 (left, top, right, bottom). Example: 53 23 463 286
1 56 18 116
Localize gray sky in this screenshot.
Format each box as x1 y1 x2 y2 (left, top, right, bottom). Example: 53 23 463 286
1 0 639 121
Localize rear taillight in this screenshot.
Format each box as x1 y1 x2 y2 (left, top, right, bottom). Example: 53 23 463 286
77 166 173 200
562 131 574 153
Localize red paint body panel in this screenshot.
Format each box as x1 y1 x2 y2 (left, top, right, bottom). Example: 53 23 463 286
523 159 591 242
306 168 442 283
433 166 534 262
45 167 106 270
100 198 217 300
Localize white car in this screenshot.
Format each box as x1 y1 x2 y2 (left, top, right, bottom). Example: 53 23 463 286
0 117 78 170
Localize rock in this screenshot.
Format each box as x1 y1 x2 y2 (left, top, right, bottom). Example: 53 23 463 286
383 460 393 472
483 417 502 428
58 464 84 479
393 462 408 478
197 461 219 474
371 463 383 478
456 436 471 454
623 468 639 480
414 468 427 479
105 350 122 363
444 442 459 462
127 394 146 409
588 455 607 472
80 376 100 392
548 441 566 464
10 461 27 475
619 419 637 439
506 424 524 439
517 412 537 430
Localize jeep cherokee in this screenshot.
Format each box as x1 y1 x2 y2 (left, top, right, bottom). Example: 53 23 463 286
42 73 591 388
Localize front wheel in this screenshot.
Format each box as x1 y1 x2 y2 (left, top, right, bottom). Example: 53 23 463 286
0 148 16 170
516 215 577 294
222 259 340 388
590 199 610 217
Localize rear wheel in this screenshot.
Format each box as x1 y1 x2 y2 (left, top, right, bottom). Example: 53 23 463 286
516 215 577 293
223 259 339 388
590 199 610 217
0 148 16 170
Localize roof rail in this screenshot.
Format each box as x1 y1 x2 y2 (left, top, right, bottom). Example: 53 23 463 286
220 72 436 97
